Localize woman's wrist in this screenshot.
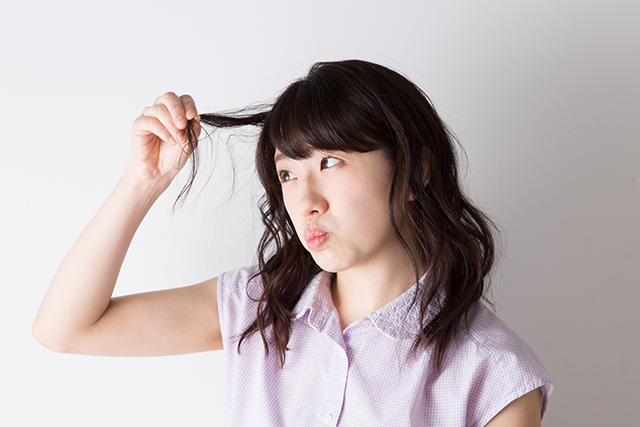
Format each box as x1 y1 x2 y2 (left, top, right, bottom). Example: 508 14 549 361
121 162 175 201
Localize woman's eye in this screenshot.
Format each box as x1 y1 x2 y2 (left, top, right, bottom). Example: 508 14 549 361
278 170 296 183
321 157 342 169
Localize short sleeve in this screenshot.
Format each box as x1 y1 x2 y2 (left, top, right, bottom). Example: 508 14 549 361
217 266 262 348
463 304 554 426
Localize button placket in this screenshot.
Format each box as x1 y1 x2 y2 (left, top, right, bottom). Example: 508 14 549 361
318 315 349 426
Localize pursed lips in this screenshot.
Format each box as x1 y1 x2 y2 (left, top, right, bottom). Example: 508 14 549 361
304 225 331 251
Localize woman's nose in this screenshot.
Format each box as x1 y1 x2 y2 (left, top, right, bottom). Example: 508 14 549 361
297 178 328 217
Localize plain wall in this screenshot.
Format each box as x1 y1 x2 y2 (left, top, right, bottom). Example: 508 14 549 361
1 0 638 425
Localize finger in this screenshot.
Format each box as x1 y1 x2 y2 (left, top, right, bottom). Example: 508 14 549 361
192 115 202 139
179 94 198 120
132 115 177 145
141 104 183 143
155 92 189 130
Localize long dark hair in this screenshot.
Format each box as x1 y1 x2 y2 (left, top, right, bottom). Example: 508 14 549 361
183 60 496 369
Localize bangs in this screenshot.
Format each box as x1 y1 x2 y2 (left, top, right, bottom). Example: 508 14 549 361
264 78 385 159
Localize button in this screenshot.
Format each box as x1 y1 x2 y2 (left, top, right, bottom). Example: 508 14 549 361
323 413 333 424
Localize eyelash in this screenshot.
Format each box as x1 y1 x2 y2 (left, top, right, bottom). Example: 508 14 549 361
278 156 342 183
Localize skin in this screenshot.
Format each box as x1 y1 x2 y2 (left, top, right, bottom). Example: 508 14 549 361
33 92 222 356
486 389 542 427
33 93 541 425
275 149 417 328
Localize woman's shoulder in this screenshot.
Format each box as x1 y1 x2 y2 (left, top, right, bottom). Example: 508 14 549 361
218 265 262 290
451 302 554 423
462 302 543 365
217 265 265 309
216 265 263 339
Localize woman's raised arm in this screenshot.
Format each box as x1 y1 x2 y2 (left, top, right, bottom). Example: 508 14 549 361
33 93 223 356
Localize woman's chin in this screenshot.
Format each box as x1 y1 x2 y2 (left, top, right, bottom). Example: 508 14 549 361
309 252 344 274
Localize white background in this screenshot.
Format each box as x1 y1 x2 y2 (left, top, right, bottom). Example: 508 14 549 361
1 0 638 425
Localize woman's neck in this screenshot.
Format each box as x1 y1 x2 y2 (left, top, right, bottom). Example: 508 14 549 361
331 253 418 330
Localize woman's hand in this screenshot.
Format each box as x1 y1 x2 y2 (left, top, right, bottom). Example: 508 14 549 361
129 92 200 186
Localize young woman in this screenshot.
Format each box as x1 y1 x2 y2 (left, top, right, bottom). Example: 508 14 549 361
34 60 553 426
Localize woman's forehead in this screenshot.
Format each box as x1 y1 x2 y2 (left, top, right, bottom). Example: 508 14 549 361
274 146 321 162
272 142 317 161
274 147 388 165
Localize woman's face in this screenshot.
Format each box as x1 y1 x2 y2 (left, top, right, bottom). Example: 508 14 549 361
275 148 407 275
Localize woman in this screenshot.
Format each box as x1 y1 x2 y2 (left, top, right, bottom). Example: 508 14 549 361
34 60 553 426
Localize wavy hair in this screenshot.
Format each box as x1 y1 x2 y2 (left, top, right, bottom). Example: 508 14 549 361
183 60 497 369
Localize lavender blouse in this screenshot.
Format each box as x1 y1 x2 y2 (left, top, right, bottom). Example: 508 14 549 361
218 266 553 426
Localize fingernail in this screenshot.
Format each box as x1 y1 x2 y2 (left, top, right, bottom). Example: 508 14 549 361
176 116 187 127
168 134 178 144
187 109 197 119
176 131 186 143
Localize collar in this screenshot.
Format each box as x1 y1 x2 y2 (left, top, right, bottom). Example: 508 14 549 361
292 271 335 330
292 271 432 340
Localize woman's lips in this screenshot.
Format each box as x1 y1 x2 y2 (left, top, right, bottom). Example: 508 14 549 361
304 226 331 251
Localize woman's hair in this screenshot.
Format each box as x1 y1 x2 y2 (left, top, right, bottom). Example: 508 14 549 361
184 60 497 369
